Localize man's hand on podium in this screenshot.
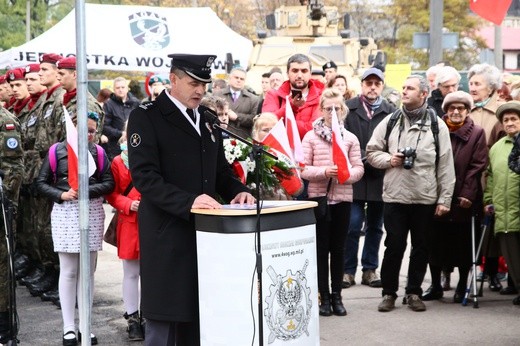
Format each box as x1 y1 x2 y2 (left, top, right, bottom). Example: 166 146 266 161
230 192 256 205
192 194 222 209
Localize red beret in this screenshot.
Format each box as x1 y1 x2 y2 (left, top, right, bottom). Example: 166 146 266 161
6 68 25 82
24 64 40 75
40 53 63 65
56 56 76 70
0 74 6 84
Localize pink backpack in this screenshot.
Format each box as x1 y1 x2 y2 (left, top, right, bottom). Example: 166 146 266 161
48 142 106 182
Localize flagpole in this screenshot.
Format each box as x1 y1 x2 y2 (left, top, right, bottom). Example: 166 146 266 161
76 0 92 343
494 24 503 70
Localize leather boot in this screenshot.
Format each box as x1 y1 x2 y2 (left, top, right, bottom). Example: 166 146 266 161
27 267 58 297
14 254 31 280
41 288 60 303
19 267 45 286
330 292 347 316
319 293 332 316
124 311 144 341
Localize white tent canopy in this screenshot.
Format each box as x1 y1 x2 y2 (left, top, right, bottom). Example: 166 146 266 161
0 4 252 74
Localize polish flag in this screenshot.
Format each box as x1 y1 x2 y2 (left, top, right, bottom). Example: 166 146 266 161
331 107 350 184
285 96 304 163
470 0 512 25
63 107 96 190
262 119 303 196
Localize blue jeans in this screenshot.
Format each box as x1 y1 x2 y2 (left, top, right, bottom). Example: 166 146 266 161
343 200 384 275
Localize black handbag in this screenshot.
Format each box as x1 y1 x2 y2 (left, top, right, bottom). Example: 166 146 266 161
308 179 332 222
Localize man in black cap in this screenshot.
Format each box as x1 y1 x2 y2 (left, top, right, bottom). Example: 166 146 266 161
322 60 338 86
127 53 254 345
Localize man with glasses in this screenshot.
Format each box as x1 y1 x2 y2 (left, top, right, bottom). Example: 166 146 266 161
343 68 396 289
427 66 461 117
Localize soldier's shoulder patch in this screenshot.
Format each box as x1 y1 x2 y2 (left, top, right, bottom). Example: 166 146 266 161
139 102 155 110
6 137 19 149
5 123 16 131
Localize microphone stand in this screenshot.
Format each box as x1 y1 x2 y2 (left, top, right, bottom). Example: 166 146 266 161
204 111 276 346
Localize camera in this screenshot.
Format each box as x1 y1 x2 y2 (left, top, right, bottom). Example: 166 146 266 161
398 147 416 170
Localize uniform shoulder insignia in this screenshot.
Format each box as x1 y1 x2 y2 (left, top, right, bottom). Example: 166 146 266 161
139 101 155 110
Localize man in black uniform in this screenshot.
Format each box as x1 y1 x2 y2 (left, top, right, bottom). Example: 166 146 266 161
127 54 254 346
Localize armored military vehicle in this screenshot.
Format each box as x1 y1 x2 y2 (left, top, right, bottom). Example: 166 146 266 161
247 0 386 94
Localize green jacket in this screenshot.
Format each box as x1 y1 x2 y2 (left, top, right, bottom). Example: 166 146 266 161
484 136 520 234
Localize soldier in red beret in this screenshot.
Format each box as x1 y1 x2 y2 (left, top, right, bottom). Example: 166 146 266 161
23 54 66 306
6 68 30 116
14 62 53 300
55 56 104 142
0 74 14 109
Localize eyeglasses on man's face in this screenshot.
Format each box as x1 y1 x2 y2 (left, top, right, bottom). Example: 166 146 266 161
447 105 467 113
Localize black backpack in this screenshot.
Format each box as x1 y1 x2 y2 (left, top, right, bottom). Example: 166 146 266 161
384 107 440 166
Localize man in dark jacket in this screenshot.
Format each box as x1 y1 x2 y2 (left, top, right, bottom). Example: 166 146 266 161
102 77 140 160
343 68 396 289
213 67 260 139
427 66 461 117
127 54 254 345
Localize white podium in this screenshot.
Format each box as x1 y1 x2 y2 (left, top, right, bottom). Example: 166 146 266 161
193 200 319 346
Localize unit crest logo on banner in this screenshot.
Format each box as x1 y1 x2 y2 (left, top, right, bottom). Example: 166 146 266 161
128 11 170 50
264 260 312 344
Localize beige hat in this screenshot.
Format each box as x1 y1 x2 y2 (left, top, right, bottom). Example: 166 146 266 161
496 100 520 122
442 91 474 112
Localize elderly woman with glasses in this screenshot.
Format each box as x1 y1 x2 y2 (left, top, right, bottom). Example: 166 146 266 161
468 63 507 292
36 111 114 346
422 91 488 303
301 88 364 317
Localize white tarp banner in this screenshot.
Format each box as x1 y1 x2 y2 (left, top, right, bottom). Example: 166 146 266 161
0 4 252 74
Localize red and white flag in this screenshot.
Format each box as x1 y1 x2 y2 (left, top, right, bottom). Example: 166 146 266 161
470 0 512 25
63 107 96 190
331 108 350 184
285 96 304 163
262 119 303 196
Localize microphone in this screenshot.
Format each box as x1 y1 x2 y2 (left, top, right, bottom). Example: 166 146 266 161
203 110 222 128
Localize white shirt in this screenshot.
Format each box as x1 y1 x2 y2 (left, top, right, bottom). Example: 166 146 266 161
165 92 201 135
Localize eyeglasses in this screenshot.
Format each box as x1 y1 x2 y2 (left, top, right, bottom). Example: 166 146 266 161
323 106 342 114
447 105 467 113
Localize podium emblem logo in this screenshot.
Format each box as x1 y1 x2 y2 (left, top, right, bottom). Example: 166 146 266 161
264 261 312 343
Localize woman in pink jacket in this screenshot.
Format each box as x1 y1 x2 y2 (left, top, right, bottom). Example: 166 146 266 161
301 88 364 317
105 132 144 341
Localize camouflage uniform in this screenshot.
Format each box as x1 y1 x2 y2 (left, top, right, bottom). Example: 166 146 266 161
33 86 65 272
0 107 24 312
34 85 65 156
15 96 45 267
54 91 104 143
382 85 401 109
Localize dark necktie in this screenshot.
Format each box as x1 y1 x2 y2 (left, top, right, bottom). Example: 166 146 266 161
186 108 195 122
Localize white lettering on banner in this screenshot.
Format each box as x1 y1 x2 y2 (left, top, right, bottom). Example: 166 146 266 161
15 51 231 72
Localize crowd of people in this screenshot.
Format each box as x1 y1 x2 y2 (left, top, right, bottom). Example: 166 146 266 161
1 49 520 346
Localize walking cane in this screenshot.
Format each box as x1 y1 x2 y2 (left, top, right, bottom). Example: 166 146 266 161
462 214 490 308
